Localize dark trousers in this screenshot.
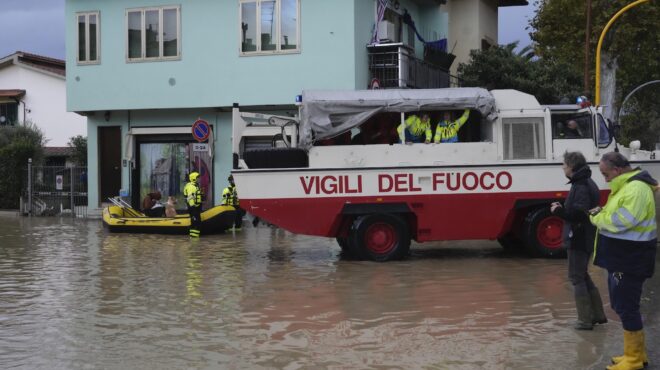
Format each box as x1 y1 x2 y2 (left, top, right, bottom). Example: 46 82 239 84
568 249 597 296
404 130 424 143
234 206 245 228
188 205 202 236
608 271 645 331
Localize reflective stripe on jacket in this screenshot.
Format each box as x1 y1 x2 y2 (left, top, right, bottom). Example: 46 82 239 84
590 170 657 242
222 185 239 206
398 115 431 143
183 181 202 207
590 169 658 276
434 109 470 143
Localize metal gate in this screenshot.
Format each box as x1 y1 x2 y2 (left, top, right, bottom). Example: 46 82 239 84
22 161 88 217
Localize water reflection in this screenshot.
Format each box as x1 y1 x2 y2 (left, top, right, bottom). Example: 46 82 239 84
0 217 658 369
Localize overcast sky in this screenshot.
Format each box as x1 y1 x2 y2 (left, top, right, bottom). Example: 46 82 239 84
0 0 536 60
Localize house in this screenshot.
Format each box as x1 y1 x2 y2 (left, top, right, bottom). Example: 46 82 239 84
65 0 527 215
0 51 87 146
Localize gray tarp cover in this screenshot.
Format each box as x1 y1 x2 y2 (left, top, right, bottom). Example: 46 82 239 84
299 88 498 149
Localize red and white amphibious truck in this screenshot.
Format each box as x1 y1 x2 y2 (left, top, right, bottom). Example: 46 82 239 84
232 88 660 261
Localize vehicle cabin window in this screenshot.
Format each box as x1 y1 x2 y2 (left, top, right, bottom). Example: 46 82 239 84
597 114 612 147
127 6 180 62
503 118 546 160
551 113 593 139
0 102 19 126
77 11 100 64
240 0 300 55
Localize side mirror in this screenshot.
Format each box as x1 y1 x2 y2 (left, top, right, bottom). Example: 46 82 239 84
607 119 621 138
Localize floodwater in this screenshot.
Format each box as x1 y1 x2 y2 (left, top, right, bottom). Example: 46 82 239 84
0 216 658 370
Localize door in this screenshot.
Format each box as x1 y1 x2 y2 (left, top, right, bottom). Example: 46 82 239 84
99 126 122 204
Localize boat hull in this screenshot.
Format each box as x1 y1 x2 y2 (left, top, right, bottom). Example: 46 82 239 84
103 205 236 234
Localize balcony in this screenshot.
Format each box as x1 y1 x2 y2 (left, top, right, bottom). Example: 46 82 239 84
367 43 460 89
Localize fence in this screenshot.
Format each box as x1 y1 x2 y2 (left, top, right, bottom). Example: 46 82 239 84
22 161 88 217
368 49 461 89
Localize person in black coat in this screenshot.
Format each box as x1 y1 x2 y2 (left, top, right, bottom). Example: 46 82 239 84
550 151 607 330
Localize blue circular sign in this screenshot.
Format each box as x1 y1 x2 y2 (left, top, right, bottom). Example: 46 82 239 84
192 119 210 142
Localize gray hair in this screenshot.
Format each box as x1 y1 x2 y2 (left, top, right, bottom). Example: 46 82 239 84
563 151 587 171
600 152 630 170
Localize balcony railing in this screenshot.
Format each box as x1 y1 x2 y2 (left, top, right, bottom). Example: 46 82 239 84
367 45 461 89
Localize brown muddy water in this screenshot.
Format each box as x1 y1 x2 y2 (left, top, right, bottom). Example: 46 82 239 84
0 216 658 370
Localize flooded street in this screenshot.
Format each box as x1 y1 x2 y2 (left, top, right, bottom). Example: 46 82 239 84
1 216 658 370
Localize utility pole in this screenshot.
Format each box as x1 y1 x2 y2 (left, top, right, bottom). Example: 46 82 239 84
584 0 592 95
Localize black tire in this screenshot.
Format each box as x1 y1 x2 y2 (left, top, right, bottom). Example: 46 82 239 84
522 207 567 258
348 214 410 262
243 148 308 169
336 237 349 250
497 233 524 253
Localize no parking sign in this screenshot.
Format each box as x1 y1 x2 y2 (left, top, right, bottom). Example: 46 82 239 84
191 119 210 142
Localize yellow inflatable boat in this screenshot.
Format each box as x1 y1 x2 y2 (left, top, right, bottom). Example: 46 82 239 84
102 204 235 234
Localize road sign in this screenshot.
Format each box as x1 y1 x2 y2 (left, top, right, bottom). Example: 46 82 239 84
192 119 210 142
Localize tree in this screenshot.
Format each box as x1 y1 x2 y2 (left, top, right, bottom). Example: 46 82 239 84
457 42 582 104
0 122 45 209
67 135 88 166
530 0 659 147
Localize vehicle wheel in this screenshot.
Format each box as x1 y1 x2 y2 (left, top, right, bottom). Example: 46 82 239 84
349 214 410 262
523 207 566 258
243 148 308 169
336 237 349 250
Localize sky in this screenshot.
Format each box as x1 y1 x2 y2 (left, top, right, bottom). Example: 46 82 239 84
0 0 536 61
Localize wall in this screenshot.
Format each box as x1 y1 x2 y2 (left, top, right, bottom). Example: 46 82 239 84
87 109 233 208
66 0 361 112
447 0 479 76
0 64 86 146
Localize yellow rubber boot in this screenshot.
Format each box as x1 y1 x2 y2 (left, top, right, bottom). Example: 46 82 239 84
612 331 648 366
607 330 645 370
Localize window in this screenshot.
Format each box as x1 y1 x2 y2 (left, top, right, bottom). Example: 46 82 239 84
503 118 546 160
126 6 180 61
240 0 300 55
77 11 100 64
0 102 18 126
597 114 612 147
550 113 593 139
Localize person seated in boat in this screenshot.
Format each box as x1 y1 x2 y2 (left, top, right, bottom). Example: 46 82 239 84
434 109 470 143
142 191 165 217
164 196 178 217
398 113 432 144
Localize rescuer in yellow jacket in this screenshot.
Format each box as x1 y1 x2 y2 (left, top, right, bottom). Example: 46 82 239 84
434 109 470 143
589 152 657 370
398 113 432 144
222 175 245 230
183 171 203 237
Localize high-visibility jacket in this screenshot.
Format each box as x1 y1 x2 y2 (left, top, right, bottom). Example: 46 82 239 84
222 185 239 206
183 181 202 207
434 109 470 143
590 169 658 276
398 115 432 143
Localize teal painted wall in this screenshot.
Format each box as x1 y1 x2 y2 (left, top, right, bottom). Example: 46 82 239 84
66 0 360 111
87 109 233 207
354 0 374 90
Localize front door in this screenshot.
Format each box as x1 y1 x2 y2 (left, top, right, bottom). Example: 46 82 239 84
99 126 122 204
